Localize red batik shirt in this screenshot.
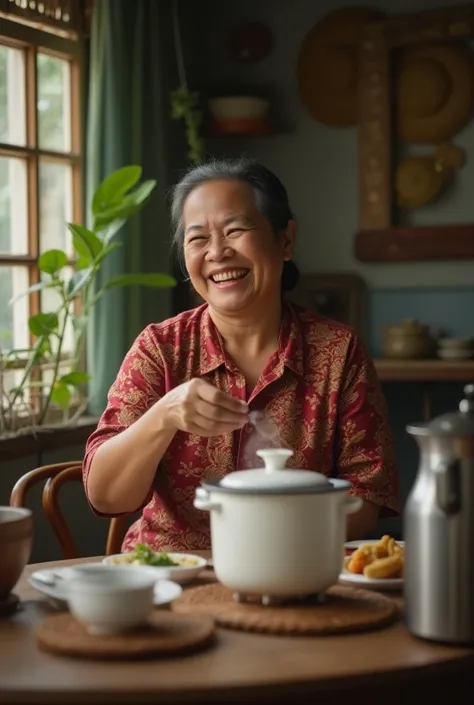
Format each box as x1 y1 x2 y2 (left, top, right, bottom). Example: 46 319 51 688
83 302 399 552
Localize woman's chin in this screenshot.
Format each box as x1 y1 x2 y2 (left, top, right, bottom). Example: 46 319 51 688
207 288 256 314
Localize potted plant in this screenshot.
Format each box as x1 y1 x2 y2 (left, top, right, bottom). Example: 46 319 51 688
0 165 176 437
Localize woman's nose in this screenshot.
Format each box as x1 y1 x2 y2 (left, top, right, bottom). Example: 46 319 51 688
205 234 233 260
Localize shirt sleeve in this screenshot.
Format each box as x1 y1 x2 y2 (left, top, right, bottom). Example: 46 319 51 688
335 333 400 517
82 325 165 516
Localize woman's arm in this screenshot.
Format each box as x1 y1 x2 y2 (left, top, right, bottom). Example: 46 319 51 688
83 326 172 515
84 327 248 516
335 334 400 540
86 401 177 516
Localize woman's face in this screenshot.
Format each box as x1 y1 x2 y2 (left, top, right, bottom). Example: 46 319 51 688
182 179 295 315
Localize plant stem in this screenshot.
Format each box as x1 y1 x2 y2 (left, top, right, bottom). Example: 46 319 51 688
9 340 43 409
172 0 187 88
38 306 69 425
0 349 6 434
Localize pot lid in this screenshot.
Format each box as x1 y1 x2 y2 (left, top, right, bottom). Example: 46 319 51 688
219 448 331 490
407 383 474 437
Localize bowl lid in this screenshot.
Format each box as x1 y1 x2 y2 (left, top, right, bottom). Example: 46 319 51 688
219 448 331 490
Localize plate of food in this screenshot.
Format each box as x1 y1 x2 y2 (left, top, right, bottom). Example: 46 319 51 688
102 544 207 584
29 566 182 609
339 535 404 591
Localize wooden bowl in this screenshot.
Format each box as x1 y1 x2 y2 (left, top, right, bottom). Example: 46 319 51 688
0 507 33 601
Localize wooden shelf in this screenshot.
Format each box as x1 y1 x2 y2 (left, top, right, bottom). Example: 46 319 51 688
355 224 474 263
374 359 474 382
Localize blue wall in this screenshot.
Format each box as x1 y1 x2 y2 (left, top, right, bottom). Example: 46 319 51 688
370 288 474 356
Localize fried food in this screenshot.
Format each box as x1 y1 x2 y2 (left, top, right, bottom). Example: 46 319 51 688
346 535 404 580
363 553 404 580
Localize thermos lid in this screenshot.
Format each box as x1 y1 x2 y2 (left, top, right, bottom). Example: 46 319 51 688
406 383 474 437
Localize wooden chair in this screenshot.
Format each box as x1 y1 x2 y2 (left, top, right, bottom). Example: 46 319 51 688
10 462 127 559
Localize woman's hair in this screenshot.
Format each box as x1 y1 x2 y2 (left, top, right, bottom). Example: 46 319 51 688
170 157 300 292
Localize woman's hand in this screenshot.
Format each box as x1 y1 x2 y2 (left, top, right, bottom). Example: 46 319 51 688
156 378 249 437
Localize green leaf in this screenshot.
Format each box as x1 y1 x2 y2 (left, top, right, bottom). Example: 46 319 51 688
50 381 71 408
94 181 156 232
59 371 90 387
69 223 103 261
104 273 176 290
67 267 94 299
28 312 58 337
101 219 126 244
75 255 91 271
38 249 68 275
8 280 52 306
71 314 87 333
95 241 122 264
92 166 142 215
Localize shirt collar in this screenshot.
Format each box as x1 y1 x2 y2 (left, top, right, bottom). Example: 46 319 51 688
199 301 304 378
279 300 304 377
199 306 226 375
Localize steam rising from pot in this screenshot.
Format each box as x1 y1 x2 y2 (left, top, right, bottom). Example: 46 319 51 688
239 410 289 469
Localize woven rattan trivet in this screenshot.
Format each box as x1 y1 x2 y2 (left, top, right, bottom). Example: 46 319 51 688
172 583 399 636
35 610 216 659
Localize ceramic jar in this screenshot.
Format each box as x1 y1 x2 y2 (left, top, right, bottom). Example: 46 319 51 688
382 319 436 360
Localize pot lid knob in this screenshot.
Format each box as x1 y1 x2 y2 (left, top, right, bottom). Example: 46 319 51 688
459 384 474 414
256 448 293 470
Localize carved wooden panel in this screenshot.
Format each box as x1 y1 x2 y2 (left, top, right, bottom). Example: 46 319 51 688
356 5 474 262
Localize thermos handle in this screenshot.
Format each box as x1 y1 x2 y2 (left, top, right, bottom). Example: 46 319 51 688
435 459 461 515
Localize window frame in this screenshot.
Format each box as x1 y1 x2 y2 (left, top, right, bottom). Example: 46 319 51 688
0 16 84 363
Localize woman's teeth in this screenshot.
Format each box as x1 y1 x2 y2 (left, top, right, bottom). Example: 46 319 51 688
211 269 249 283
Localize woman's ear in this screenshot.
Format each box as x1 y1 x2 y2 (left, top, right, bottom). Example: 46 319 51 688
282 219 296 260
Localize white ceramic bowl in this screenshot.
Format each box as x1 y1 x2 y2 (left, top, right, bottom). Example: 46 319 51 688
438 337 473 350
438 348 473 360
65 564 157 635
209 96 269 121
102 552 207 585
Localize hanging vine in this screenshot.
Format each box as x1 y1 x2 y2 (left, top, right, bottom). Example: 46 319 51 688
170 0 205 164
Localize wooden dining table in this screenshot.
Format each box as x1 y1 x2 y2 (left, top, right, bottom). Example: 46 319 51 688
1 551 473 705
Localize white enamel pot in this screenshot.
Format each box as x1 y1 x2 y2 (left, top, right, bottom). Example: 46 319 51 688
194 448 362 601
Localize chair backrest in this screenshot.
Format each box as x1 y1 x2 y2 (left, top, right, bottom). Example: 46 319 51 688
10 462 127 559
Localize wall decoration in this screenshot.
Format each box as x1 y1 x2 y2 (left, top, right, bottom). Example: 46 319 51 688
355 5 474 263
229 21 273 64
297 7 385 127
395 143 464 209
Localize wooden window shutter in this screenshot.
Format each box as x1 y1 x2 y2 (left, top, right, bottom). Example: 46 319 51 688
0 0 91 34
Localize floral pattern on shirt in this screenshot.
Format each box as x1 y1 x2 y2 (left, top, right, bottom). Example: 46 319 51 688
83 302 399 552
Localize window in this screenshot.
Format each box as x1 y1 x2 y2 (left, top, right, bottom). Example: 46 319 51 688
0 11 83 417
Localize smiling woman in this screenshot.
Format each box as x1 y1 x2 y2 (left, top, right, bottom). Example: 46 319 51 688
83 157 400 553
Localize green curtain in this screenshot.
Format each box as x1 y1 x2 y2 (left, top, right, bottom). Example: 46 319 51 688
86 0 173 416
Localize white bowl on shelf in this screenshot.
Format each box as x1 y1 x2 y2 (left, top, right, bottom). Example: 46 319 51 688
438 336 473 348
209 96 269 121
438 347 473 360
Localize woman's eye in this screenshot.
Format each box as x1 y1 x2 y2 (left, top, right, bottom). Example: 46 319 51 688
187 235 207 244
226 228 244 237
